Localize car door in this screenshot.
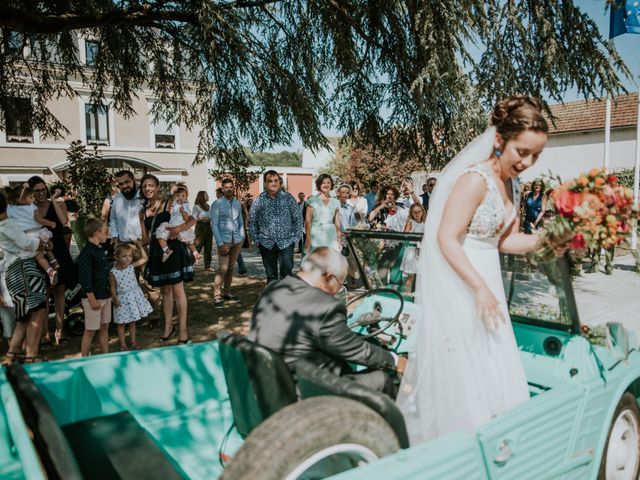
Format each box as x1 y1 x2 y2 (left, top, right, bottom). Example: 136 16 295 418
477 384 591 479
330 431 488 480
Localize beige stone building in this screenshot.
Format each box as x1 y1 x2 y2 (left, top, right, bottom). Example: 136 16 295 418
0 35 212 195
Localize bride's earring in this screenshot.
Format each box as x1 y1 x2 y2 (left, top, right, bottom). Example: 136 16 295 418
495 148 502 157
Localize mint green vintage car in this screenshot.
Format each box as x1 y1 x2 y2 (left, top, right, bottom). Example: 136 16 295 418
1 229 639 479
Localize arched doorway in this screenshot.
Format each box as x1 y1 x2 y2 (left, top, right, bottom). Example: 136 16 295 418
52 156 186 196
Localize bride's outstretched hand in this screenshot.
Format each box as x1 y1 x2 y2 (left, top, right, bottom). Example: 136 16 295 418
474 283 505 331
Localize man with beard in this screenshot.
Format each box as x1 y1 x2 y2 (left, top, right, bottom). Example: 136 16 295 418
109 170 143 243
109 170 160 326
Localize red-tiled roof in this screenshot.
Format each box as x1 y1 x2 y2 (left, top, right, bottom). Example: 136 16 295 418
548 93 638 134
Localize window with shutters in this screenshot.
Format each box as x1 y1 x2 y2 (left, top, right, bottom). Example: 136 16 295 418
153 119 175 149
85 104 110 146
4 98 33 143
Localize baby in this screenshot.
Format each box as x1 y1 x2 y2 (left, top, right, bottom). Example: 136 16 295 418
5 184 59 285
155 183 201 262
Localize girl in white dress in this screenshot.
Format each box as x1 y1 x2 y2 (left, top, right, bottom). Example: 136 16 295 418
400 203 426 294
397 96 568 444
110 242 153 351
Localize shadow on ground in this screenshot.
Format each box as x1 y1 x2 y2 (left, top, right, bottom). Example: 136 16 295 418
39 268 265 361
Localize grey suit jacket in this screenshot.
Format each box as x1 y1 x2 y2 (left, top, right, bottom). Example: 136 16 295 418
248 275 395 375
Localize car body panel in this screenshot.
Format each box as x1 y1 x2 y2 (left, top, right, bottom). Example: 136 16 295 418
7 342 242 479
331 432 488 480
0 369 46 480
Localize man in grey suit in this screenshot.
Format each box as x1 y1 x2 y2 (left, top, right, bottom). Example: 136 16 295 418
248 247 406 397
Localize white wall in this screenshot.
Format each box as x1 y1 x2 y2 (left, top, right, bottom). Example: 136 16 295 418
521 128 638 182
302 145 335 170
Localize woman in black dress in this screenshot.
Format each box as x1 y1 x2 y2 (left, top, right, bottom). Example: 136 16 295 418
28 176 78 346
139 174 195 343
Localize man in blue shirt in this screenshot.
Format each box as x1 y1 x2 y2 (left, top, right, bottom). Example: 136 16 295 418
210 178 245 308
337 184 356 235
364 180 379 214
337 184 358 287
249 170 302 283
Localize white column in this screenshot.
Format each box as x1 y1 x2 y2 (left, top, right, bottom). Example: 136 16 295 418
604 95 612 172
632 91 640 250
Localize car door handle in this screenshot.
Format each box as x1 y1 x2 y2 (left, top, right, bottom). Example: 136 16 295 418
494 440 513 466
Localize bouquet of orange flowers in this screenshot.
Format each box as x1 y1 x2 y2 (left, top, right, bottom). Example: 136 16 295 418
537 168 639 260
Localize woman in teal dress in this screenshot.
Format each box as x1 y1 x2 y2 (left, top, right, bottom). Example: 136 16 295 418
304 174 341 253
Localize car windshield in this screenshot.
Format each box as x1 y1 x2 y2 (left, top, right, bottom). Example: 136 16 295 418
347 230 423 296
347 230 580 333
501 254 579 333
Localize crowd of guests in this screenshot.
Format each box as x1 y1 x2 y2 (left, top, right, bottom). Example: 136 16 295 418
0 165 561 363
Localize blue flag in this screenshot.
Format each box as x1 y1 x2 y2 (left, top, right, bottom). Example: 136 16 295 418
610 0 640 38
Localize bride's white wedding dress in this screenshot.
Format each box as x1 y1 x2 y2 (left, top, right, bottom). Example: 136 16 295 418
396 129 530 445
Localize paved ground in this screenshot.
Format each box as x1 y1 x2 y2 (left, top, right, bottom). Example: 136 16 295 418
70 242 301 278
574 254 640 336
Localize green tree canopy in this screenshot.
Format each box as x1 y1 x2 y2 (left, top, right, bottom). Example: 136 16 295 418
250 150 301 167
0 1 630 174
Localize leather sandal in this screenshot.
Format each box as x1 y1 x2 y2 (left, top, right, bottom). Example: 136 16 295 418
23 355 47 363
3 351 25 364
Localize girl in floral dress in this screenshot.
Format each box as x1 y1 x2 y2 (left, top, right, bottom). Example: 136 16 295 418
400 203 426 294
110 242 153 350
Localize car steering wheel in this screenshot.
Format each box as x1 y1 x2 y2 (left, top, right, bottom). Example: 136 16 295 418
346 288 404 339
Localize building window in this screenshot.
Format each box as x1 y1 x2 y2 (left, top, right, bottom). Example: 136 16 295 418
153 119 175 149
85 104 109 146
4 98 33 143
85 40 99 66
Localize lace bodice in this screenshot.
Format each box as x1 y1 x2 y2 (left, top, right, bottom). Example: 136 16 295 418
460 164 519 239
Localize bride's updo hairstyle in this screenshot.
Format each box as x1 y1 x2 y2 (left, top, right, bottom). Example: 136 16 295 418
490 95 548 142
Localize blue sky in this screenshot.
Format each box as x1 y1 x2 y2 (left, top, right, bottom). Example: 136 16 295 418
577 0 640 98
274 1 640 152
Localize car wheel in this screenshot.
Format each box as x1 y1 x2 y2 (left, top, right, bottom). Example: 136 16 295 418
599 392 640 480
221 396 400 480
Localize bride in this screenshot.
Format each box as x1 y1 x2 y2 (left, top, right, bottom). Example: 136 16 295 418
396 95 567 444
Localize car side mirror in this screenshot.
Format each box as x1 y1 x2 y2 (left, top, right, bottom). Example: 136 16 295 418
607 322 631 361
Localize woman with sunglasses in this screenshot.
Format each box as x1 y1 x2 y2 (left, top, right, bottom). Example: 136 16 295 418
346 182 368 223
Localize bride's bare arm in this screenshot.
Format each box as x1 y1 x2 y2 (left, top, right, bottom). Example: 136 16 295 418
498 217 539 254
437 173 505 329
437 173 487 292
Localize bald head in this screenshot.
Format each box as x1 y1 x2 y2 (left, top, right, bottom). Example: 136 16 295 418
299 247 348 295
